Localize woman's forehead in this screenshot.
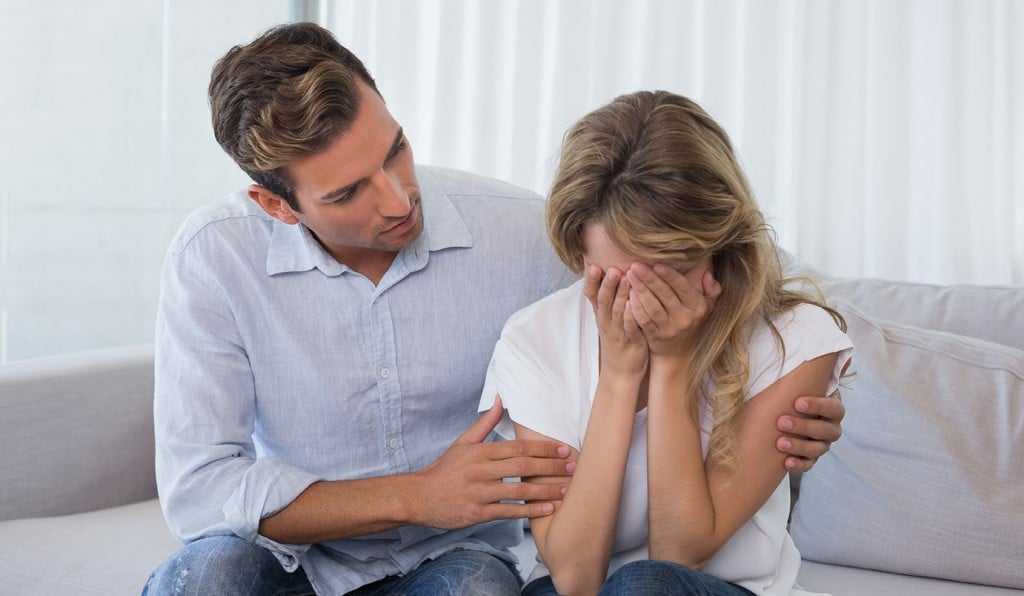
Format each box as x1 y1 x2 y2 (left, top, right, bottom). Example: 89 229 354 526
582 221 695 271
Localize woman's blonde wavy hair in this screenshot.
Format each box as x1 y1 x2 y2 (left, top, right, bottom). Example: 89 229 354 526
547 90 845 467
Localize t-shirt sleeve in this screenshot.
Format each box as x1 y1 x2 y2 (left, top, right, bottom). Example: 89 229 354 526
479 330 584 449
746 303 854 399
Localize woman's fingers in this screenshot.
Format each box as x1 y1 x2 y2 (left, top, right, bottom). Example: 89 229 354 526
651 263 707 311
610 270 630 324
623 293 644 341
628 263 706 331
598 268 623 314
583 264 602 306
587 265 631 331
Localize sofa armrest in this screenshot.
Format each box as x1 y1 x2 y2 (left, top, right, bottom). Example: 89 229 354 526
0 344 157 521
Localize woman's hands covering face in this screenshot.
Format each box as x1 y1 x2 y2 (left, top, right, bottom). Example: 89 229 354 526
583 264 649 377
625 260 722 359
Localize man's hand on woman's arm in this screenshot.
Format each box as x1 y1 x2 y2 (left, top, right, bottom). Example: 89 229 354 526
776 389 846 472
259 397 573 544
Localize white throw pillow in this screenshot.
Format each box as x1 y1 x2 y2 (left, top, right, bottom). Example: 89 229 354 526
789 302 1024 589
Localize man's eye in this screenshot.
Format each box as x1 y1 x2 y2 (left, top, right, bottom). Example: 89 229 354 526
386 140 407 162
334 190 355 204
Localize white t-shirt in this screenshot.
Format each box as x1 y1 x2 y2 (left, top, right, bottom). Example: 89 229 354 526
479 279 853 596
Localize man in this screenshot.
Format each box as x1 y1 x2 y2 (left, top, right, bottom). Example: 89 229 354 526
145 22 844 595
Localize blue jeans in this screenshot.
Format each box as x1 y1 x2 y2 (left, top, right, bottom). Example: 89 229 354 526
347 549 521 596
521 559 756 596
143 535 521 595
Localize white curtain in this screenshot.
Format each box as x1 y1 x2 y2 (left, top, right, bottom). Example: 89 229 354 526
326 0 1023 285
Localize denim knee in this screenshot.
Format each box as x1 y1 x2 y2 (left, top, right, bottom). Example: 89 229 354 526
142 535 313 596
601 559 753 596
401 549 521 596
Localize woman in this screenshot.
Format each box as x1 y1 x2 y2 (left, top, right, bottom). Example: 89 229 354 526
479 91 852 596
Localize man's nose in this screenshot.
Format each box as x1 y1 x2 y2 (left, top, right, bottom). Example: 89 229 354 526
369 169 409 215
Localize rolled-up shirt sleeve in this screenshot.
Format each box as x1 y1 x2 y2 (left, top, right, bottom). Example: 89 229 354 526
154 239 324 569
223 457 324 569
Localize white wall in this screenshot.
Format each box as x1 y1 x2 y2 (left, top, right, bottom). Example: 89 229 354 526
1 0 1021 361
0 1 287 360
327 0 1024 286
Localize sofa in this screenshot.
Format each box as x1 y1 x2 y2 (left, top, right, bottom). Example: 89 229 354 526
1 260 1022 595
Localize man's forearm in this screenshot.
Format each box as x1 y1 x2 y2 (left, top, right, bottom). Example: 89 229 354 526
258 473 425 544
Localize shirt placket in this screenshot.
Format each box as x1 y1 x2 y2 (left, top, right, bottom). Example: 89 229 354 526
368 291 409 474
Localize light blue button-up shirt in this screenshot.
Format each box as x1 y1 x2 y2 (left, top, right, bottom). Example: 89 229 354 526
154 166 575 594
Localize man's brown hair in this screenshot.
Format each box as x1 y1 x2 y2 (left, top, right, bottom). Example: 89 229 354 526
209 22 380 210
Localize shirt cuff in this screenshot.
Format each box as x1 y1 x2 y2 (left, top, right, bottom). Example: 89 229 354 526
222 456 325 571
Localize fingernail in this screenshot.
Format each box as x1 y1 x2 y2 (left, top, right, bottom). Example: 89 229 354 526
541 503 554 514
795 399 809 412
557 445 570 457
779 438 792 450
560 486 568 495
785 458 797 470
565 461 577 473
779 416 793 431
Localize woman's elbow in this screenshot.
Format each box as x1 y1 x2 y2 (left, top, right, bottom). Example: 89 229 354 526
649 544 716 572
549 568 605 596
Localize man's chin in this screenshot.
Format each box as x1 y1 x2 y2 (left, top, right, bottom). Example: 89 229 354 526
378 202 424 251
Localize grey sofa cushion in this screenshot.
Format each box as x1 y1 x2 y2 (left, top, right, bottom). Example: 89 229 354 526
816 276 1024 351
0 499 179 595
778 248 1024 351
0 344 157 521
796 561 1024 596
790 302 1024 589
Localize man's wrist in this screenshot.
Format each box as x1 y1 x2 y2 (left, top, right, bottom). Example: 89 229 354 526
390 473 424 527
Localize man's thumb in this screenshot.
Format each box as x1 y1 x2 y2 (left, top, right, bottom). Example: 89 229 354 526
458 395 503 444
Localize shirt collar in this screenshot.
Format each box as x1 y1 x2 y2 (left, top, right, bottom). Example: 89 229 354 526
264 167 473 277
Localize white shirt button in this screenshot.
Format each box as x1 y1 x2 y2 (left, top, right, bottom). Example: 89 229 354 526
380 367 391 379
388 438 399 449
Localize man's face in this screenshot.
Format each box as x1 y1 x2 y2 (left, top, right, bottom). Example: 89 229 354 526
255 80 423 271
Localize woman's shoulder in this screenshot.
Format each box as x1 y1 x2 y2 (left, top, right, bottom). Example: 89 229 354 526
500 278 587 340
768 302 845 340
745 302 852 398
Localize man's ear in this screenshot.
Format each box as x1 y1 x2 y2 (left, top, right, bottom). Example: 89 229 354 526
248 184 300 224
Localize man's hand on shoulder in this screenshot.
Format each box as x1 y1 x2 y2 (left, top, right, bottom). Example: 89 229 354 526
776 389 846 473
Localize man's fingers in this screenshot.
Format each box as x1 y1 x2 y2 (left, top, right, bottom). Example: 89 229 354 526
481 438 572 461
485 478 569 505
483 455 576 480
778 415 842 443
776 435 830 461
783 456 814 473
794 393 847 423
480 501 558 521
